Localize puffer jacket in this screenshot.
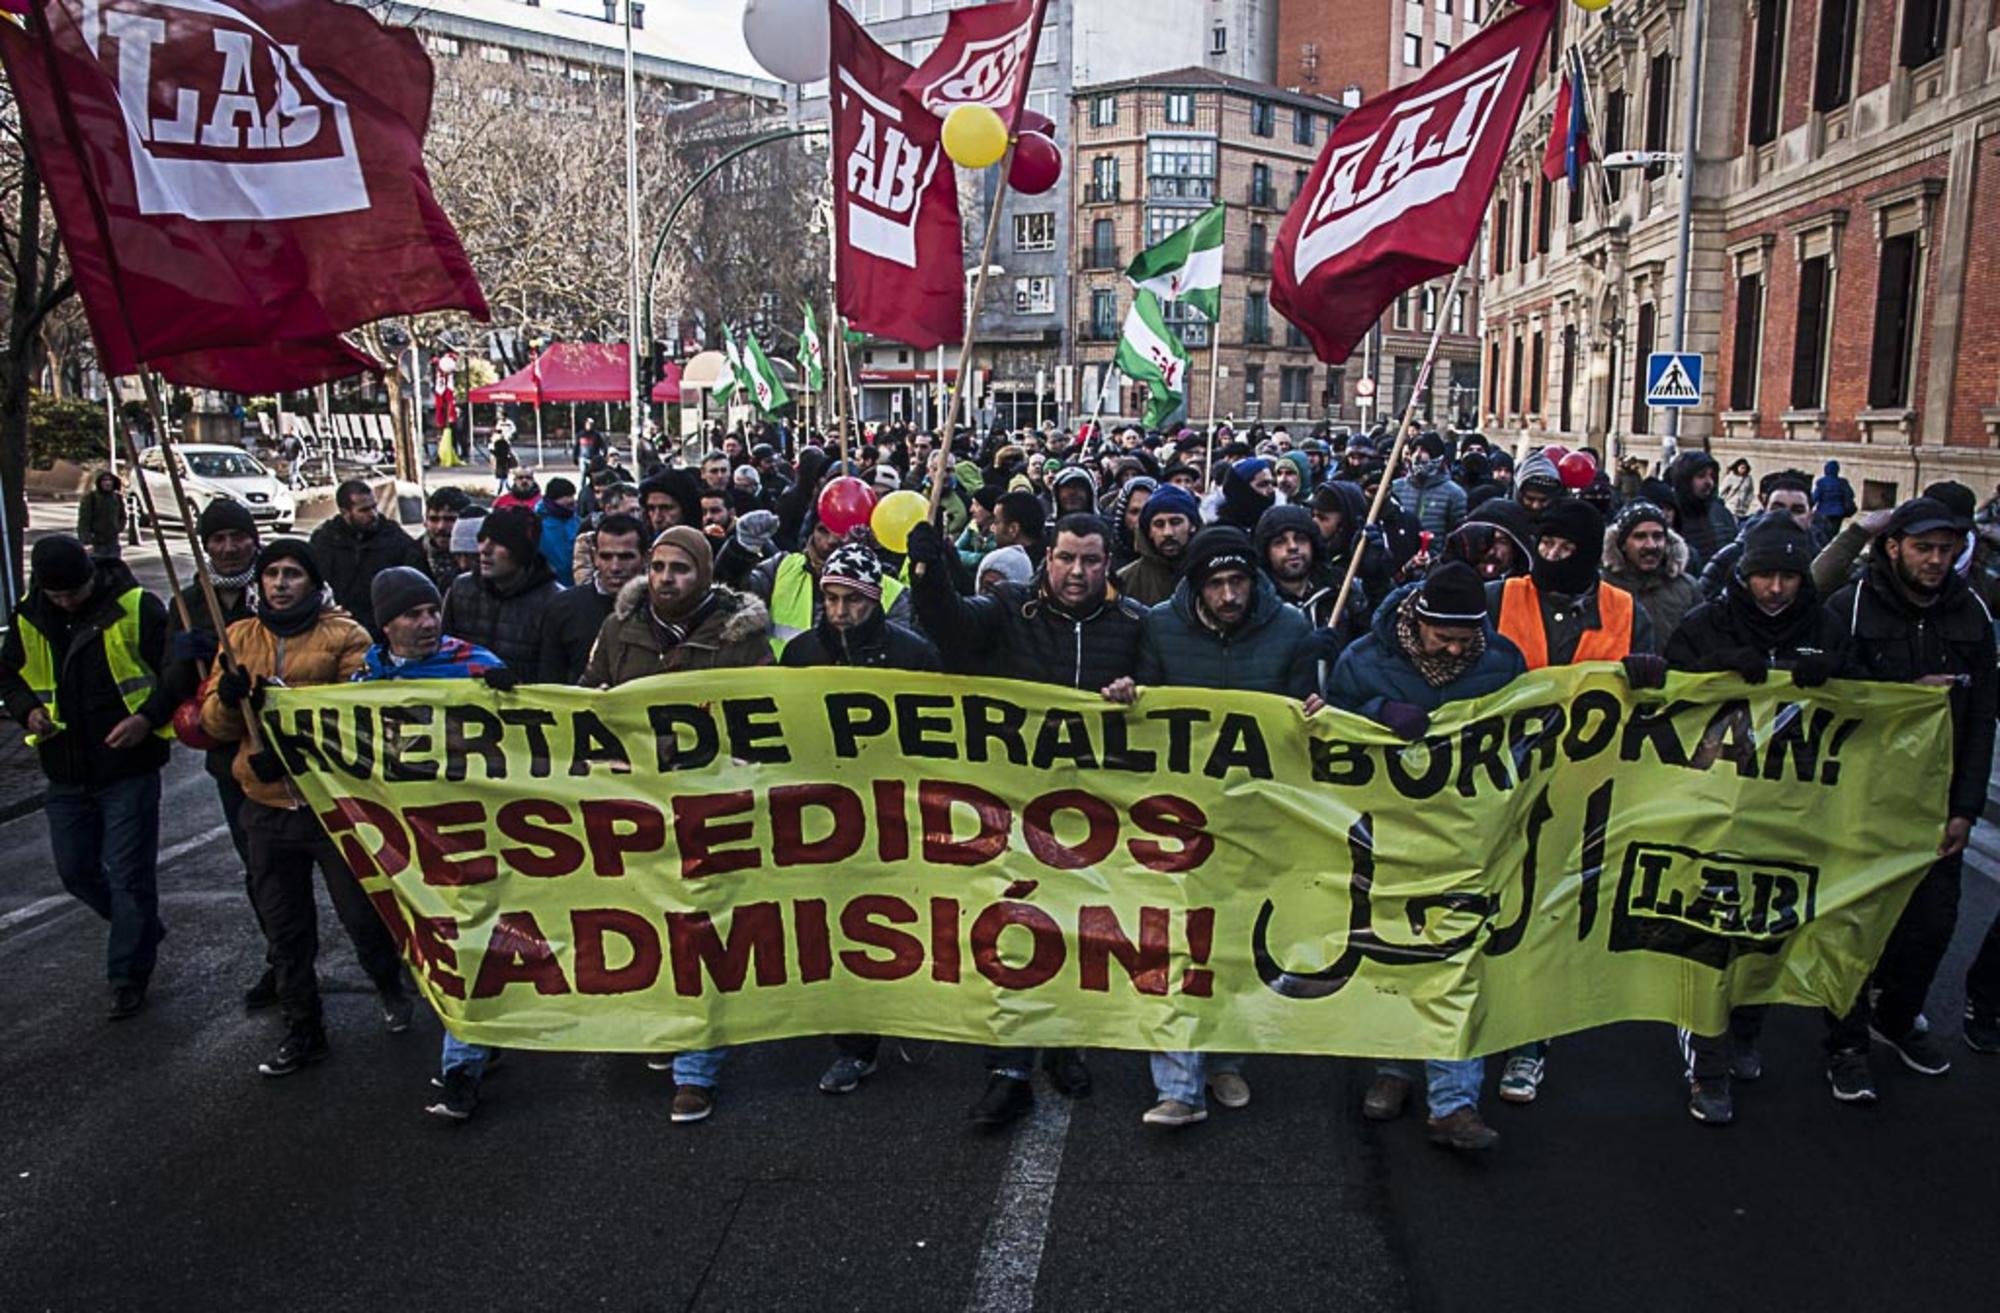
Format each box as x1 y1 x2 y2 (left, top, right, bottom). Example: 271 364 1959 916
354 635 502 682
307 515 428 636
581 580 772 687
1136 573 1317 699
201 604 372 808
1389 464 1467 536
1600 525 1701 644
441 556 563 681
536 499 580 586
911 568 1144 689
1324 583 1526 721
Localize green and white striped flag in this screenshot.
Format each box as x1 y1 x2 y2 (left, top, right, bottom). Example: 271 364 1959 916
1113 290 1191 430
800 304 826 393
716 324 753 404
743 331 793 414
1125 203 1224 321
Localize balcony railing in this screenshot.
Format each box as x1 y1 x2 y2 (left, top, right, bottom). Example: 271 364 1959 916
1081 318 1120 342
1081 244 1120 270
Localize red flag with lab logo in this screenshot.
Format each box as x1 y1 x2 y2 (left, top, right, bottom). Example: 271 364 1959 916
829 5 963 350
901 0 1049 126
1273 0 1556 365
0 0 486 388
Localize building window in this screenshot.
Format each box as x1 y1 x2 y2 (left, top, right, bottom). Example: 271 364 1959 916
1326 366 1346 410
1488 339 1502 413
1529 331 1545 415
1901 0 1951 67
1436 41 1450 63
1450 291 1466 335
1251 100 1275 136
1212 25 1228 55
1293 111 1315 146
1148 137 1215 200
1631 300 1656 434
1244 364 1264 413
1508 336 1524 413
1536 176 1552 253
1165 91 1195 124
1643 53 1673 177
1791 254 1832 408
1013 276 1054 315
1403 34 1422 66
1280 365 1312 408
1160 299 1211 348
1394 292 1411 330
1868 233 1922 409
1396 356 1424 419
1730 272 1765 410
1286 319 1309 349
1516 179 1532 266
1013 212 1055 253
1748 0 1787 146
1559 324 1577 430
1088 218 1117 268
1248 221 1269 273
480 45 512 63
1422 287 1438 332
1091 94 1119 127
1292 168 1309 202
1245 292 1270 343
1090 289 1118 340
1568 170 1585 225
1493 198 1511 275
1603 88 1627 199
1813 0 1858 110
1250 162 1273 207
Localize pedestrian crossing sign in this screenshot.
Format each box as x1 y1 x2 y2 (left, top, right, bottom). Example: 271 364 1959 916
1646 352 1703 408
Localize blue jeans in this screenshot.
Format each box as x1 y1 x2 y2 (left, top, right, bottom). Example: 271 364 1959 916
441 1033 490 1077
674 1047 726 1088
46 773 163 985
1375 1058 1485 1118
1150 1050 1244 1110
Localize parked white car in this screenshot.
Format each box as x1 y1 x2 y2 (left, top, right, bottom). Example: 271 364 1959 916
130 444 296 534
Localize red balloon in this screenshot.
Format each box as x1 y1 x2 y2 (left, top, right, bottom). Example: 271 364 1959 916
817 476 877 537
1008 131 1063 196
1014 108 1057 138
1539 444 1570 465
1557 451 1598 490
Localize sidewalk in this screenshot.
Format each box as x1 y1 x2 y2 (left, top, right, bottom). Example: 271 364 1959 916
0 734 43 824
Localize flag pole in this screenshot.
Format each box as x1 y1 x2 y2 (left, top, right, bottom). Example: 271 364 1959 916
620 0 644 471
1204 205 1225 491
927 142 1015 525
833 314 853 474
1326 264 1467 632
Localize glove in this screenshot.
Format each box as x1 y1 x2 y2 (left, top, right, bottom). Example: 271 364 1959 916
905 521 950 572
1377 700 1430 741
1621 653 1669 690
246 749 287 784
215 666 252 709
1790 651 1838 689
479 666 521 693
1719 648 1768 684
171 629 218 664
736 510 780 553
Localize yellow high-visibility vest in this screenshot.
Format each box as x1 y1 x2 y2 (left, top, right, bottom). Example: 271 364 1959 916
17 589 171 745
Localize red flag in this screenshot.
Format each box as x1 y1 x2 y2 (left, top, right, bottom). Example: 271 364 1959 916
1541 71 1572 182
1273 0 1557 365
153 338 381 393
0 0 487 387
901 0 1049 126
830 6 964 351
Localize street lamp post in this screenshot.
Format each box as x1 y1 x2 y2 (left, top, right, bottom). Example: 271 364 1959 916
620 0 643 470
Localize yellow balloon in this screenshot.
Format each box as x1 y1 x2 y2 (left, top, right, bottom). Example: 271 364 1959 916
943 104 1009 169
1572 0 1611 11
870 490 930 555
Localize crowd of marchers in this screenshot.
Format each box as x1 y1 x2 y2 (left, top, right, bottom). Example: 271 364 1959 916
5 413 2000 1154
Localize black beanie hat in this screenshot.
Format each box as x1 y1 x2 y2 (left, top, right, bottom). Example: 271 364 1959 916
254 537 322 588
1737 516 1815 577
1415 561 1489 624
370 565 441 628
478 506 543 562
197 498 258 542
1612 500 1669 545
1183 525 1259 590
31 535 93 591
1536 498 1605 552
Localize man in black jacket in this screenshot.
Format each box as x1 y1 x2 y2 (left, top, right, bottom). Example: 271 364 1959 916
907 512 1143 1127
1662 517 1833 1125
308 479 427 635
1819 497 1997 1103
0 538 174 1017
781 542 940 1097
441 507 563 679
537 512 644 684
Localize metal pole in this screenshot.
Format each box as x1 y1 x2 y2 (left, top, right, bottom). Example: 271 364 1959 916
1666 0 1706 446
621 0 644 471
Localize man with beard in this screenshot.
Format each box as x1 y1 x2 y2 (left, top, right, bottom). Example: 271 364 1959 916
1118 483 1198 606
1049 465 1099 518
1601 501 1700 644
441 507 563 679
1441 501 1533 582
1663 516 1833 1125
639 470 703 541
1255 504 1363 690
309 479 427 636
1665 451 1738 566
1390 432 1467 535
537 512 646 684
419 487 471 590
1818 497 1997 1104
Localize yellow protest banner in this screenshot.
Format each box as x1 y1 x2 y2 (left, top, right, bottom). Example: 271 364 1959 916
261 666 1949 1059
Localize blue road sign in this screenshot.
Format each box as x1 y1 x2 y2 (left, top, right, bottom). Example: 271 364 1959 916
1646 352 1703 408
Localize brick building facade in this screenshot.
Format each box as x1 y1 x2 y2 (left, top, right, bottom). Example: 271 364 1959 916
1277 0 1493 101
1482 0 2000 505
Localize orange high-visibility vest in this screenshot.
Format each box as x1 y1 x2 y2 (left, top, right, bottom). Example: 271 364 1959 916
1498 576 1636 669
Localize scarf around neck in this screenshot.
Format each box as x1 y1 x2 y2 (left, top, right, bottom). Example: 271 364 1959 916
1395 590 1485 688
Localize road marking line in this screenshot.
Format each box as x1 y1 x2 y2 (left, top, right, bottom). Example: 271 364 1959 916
964 1091 1073 1313
159 824 229 867
0 894 69 932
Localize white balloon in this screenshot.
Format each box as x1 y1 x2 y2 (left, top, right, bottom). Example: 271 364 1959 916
742 0 829 85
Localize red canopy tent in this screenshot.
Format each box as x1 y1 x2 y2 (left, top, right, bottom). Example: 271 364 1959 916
468 342 631 404
650 361 683 404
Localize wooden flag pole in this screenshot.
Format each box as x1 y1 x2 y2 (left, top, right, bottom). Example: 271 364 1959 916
114 391 195 634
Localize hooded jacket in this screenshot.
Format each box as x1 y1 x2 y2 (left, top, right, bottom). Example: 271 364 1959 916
1665 451 1738 564
1823 551 1997 820
1811 460 1856 522
581 580 773 687
536 498 580 586
779 607 940 673
1137 572 1318 698
200 600 371 808
911 566 1144 689
1600 524 1701 643
1316 481 1396 615
1698 512 1833 601
1325 582 1526 721
1048 466 1100 517
307 513 429 636
1107 477 1158 570
1117 525 1184 608
1665 573 1830 674
1389 461 1467 536
440 554 563 680
76 477 126 548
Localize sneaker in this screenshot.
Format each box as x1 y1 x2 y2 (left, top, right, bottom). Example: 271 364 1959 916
969 1073 1034 1127
1207 1071 1251 1109
1497 1055 1545 1104
1826 1049 1877 1104
1142 1098 1208 1127
242 971 279 1011
1964 1008 2000 1054
1729 1047 1765 1082
259 1025 329 1077
645 1054 676 1072
379 991 414 1035
1361 1074 1412 1122
1687 1079 1734 1125
425 1067 479 1121
107 983 146 1020
1870 1023 1952 1076
818 1055 877 1095
670 1085 714 1123
1426 1107 1500 1151
1042 1048 1092 1098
